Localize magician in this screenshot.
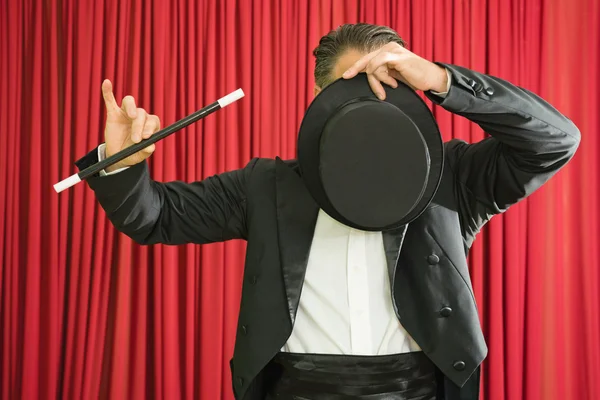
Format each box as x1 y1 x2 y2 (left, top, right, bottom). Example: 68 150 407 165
75 24 580 400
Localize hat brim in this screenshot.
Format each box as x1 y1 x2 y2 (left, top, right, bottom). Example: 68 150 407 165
297 73 444 231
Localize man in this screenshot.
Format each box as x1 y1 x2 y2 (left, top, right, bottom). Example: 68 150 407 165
76 24 580 399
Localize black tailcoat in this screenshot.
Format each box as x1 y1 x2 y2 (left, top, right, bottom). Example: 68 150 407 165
76 64 580 400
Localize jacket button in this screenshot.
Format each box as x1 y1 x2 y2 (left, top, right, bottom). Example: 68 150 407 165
427 254 440 265
465 78 483 92
453 361 466 371
485 87 494 96
250 275 258 285
440 306 453 317
241 325 248 335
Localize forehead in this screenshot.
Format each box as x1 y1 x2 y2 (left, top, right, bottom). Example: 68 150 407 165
331 49 366 80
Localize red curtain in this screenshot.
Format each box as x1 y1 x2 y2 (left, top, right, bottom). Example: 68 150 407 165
1 0 598 399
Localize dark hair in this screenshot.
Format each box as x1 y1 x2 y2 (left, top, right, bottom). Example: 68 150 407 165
313 23 406 88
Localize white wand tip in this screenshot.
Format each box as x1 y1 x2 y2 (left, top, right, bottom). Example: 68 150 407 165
217 88 245 108
54 173 82 193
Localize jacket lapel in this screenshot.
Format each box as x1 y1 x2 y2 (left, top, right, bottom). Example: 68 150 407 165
382 225 409 286
275 158 319 325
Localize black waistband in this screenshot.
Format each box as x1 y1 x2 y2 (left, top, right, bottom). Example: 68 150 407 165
265 351 438 399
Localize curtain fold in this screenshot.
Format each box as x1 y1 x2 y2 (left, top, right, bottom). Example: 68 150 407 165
1 0 598 399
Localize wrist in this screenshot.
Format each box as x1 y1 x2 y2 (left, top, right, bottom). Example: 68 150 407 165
429 66 449 93
104 163 124 173
103 150 125 173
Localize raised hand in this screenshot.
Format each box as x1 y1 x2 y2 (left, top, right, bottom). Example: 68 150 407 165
342 42 448 100
101 79 161 172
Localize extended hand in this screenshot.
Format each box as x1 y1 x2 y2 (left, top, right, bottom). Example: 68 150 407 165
342 42 448 100
102 79 161 172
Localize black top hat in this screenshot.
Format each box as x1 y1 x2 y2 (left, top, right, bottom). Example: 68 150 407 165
297 73 444 231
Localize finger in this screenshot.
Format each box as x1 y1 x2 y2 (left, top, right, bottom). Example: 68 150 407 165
142 143 156 155
130 108 147 143
364 51 404 75
379 74 398 90
343 51 378 79
374 66 398 89
368 74 387 100
382 41 406 53
101 79 120 112
141 115 160 139
121 96 138 119
390 70 417 91
345 43 406 79
151 115 161 132
369 53 415 90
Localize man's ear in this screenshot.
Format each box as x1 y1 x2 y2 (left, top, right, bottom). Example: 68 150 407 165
313 85 322 97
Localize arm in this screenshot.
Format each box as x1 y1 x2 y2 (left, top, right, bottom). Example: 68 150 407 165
342 44 580 245
425 64 580 245
76 146 258 245
80 79 257 245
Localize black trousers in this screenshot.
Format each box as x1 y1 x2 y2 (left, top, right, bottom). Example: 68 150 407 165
264 351 439 399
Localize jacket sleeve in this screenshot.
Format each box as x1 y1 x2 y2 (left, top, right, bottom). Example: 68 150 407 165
75 147 258 245
426 64 581 246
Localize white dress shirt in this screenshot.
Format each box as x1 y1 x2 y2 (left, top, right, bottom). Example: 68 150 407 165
97 70 451 356
281 209 421 355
